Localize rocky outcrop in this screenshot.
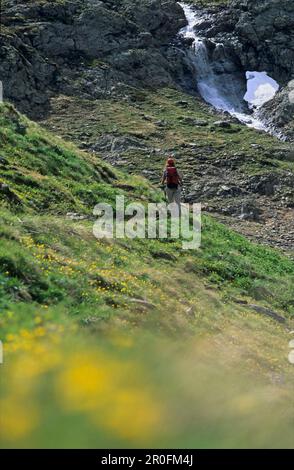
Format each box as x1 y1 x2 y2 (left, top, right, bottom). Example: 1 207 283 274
0 31 57 116
190 0 294 139
258 80 294 141
192 0 294 85
0 0 193 117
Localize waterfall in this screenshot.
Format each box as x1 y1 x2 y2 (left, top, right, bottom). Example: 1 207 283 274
179 3 268 131
194 41 246 114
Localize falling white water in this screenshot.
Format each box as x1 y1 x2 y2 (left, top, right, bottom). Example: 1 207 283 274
179 3 279 131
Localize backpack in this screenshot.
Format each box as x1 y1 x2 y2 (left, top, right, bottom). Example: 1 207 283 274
166 167 180 189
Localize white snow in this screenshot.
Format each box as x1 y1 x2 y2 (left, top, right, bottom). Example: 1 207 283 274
178 3 283 134
244 71 279 108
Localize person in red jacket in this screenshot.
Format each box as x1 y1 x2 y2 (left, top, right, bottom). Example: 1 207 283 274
161 157 183 207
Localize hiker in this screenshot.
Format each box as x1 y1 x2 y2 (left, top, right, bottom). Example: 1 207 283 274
161 157 183 208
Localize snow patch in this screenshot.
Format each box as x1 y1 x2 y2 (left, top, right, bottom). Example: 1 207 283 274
178 3 282 134
244 72 279 108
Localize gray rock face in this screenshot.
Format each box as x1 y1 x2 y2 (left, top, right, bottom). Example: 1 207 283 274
191 0 294 139
195 0 294 86
0 0 190 117
1 0 292 139
259 80 294 141
0 33 57 116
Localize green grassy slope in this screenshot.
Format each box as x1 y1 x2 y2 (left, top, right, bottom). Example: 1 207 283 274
43 89 294 179
42 88 294 206
0 103 158 213
41 88 294 255
1 103 294 448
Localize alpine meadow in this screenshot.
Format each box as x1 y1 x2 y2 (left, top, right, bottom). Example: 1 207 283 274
0 0 294 450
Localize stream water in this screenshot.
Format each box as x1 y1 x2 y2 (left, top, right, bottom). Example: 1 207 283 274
179 3 279 132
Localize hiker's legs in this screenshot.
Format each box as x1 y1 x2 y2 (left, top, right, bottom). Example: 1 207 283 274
166 188 181 204
166 188 181 216
174 188 181 216
166 187 176 204
174 188 181 207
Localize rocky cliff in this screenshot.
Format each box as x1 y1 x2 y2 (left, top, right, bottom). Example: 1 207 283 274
259 80 294 141
0 0 194 117
192 0 294 84
1 0 293 136
190 0 294 139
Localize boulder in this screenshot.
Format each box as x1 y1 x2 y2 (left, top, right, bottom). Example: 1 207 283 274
212 120 232 128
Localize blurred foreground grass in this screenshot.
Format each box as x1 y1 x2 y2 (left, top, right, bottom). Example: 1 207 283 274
1 102 294 448
1 329 294 448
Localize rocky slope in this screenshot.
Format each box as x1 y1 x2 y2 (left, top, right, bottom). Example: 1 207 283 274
259 80 294 141
41 87 294 255
191 0 294 83
190 0 294 139
1 0 293 129
0 0 195 117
